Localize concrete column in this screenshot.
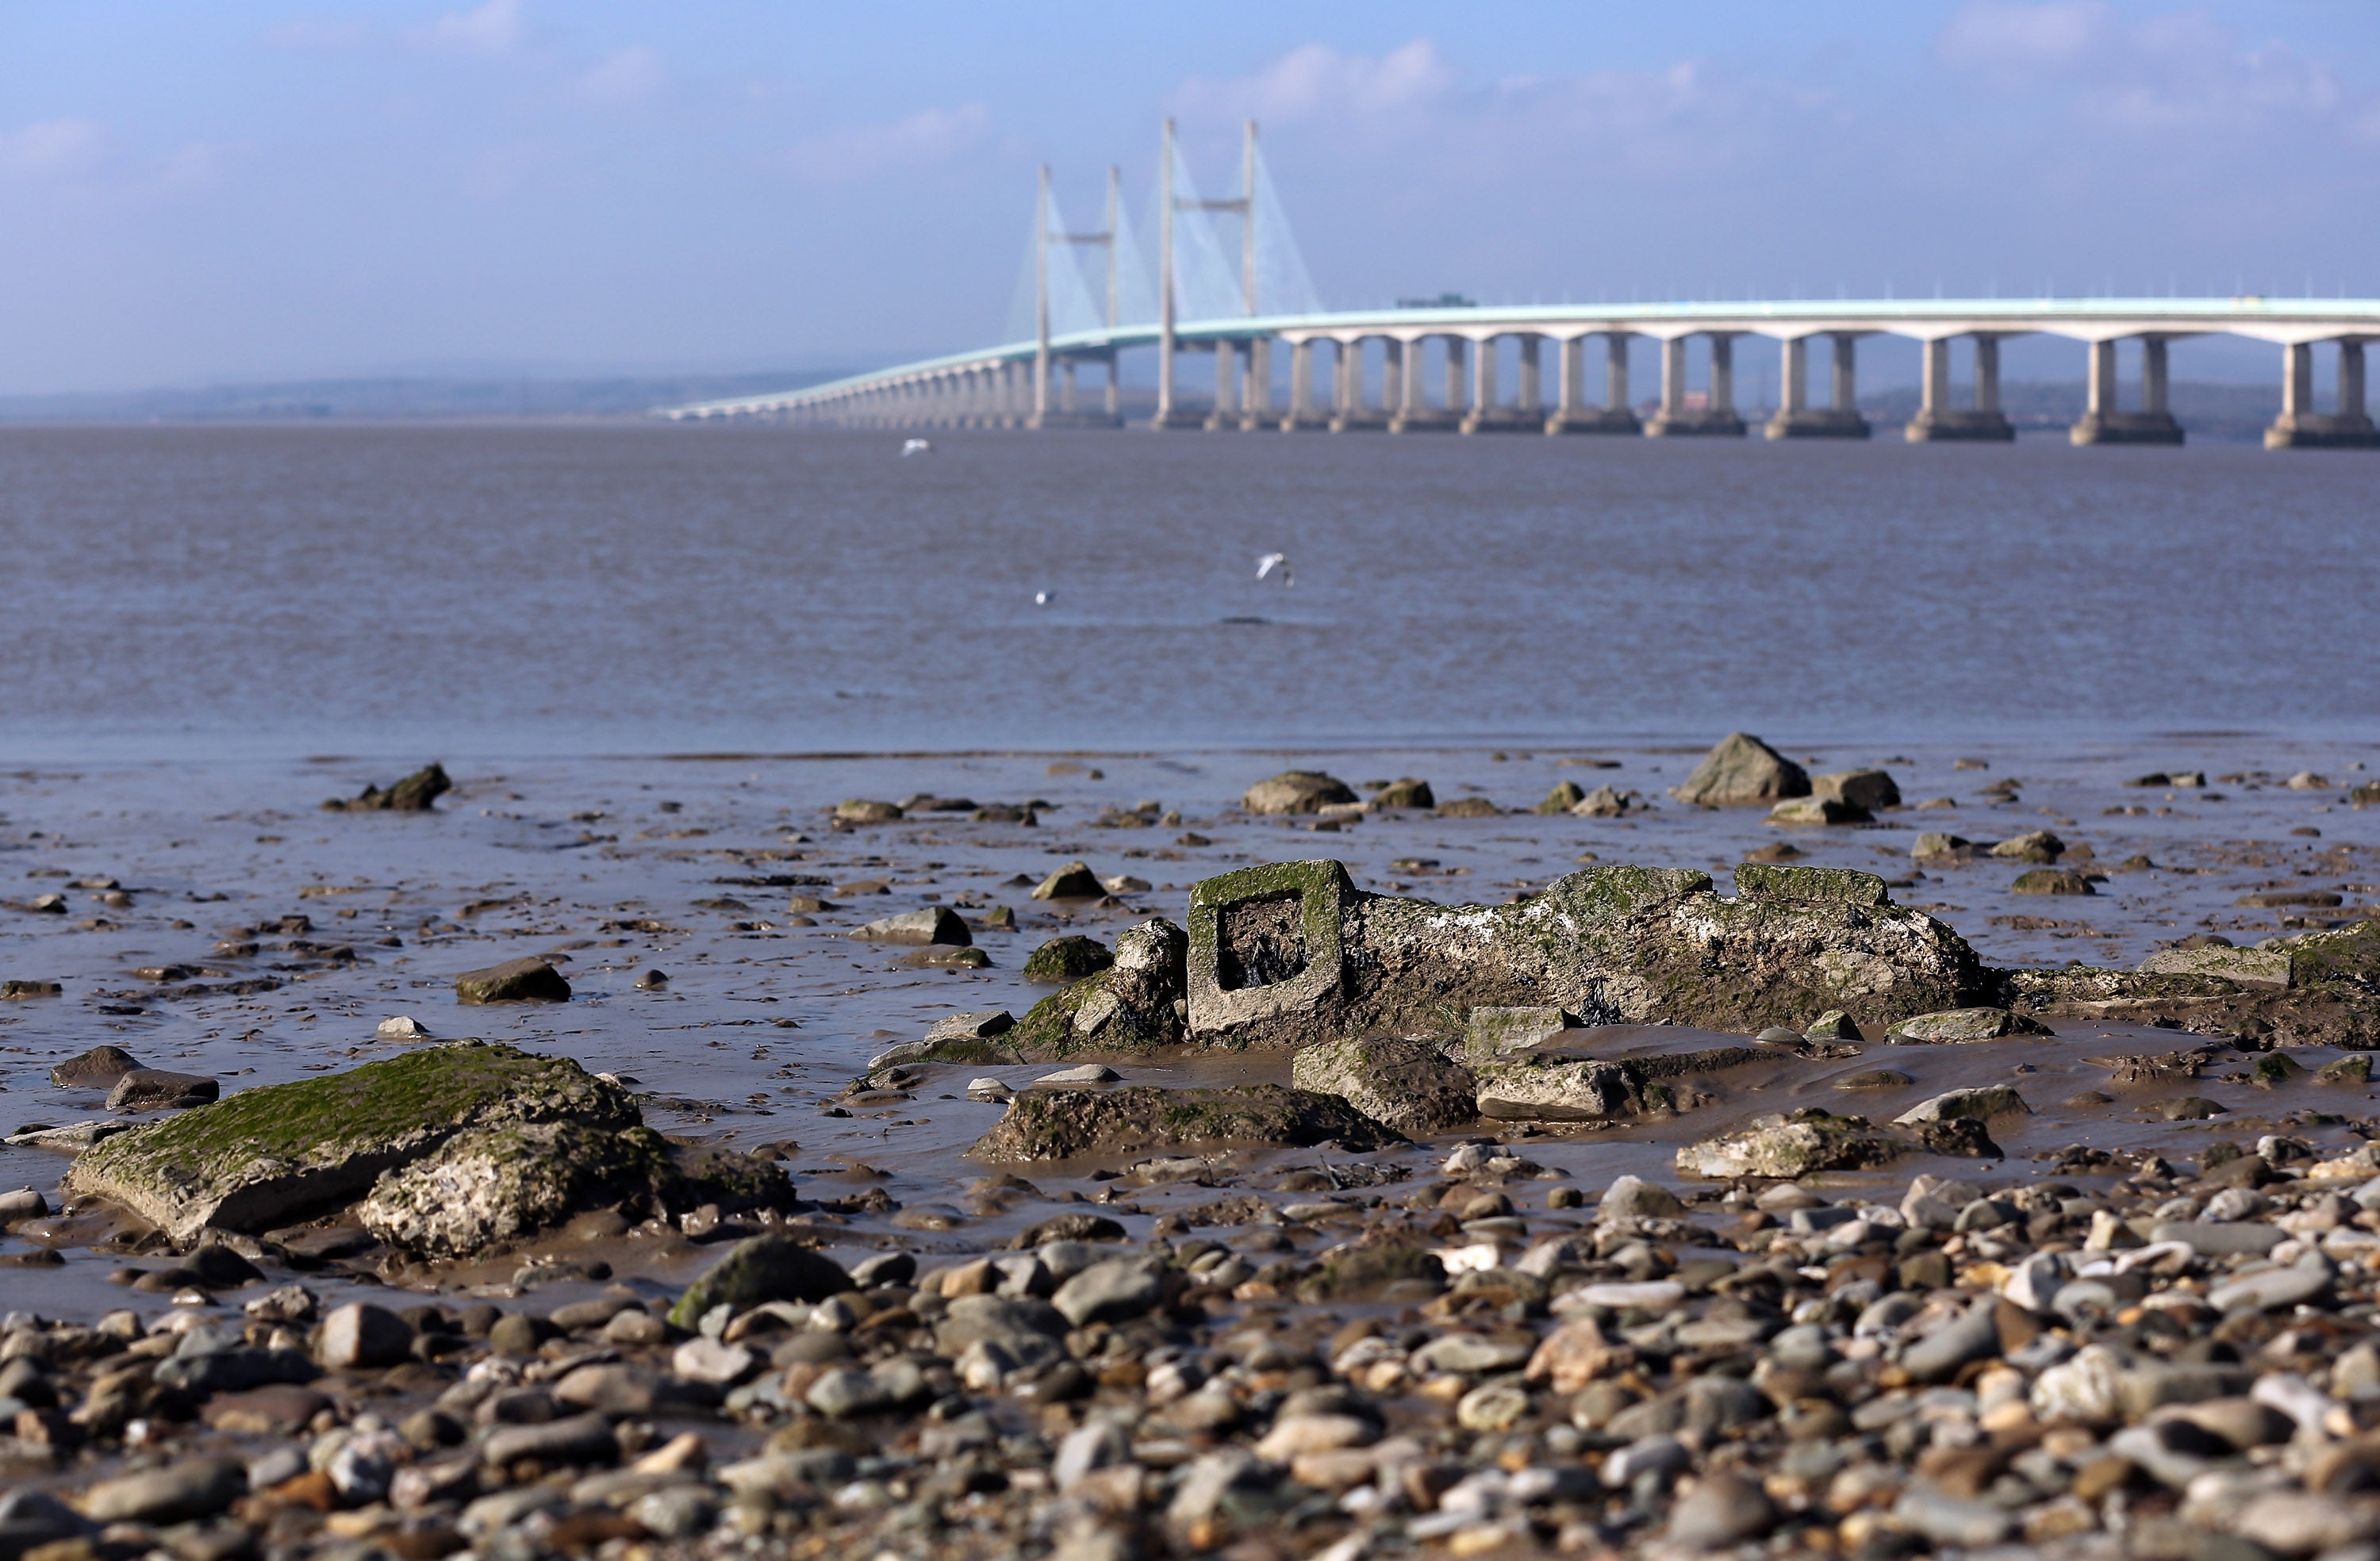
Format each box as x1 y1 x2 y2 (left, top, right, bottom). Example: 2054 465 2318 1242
1709 336 1733 416
1472 337 1496 413
1246 338 1273 423
1386 339 1406 414
2283 341 2313 420
2143 337 2169 416
1660 337 1685 416
1833 335 1858 413
1974 337 1999 412
1921 339 1949 418
1518 337 1541 414
1403 339 1424 415
1779 338 1807 414
1206 342 1238 430
1559 338 1582 414
2345 341 2368 419
1104 354 1119 420
1289 340 1312 420
1444 337 1466 412
1608 334 1630 412
1336 340 1355 413
2086 341 2117 416
1060 361 1078 415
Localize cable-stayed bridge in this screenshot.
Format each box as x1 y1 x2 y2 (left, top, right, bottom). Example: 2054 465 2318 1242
664 121 2380 450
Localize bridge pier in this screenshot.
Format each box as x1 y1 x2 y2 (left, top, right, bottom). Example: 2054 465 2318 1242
1330 337 1389 431
1906 335 2014 441
1463 335 1538 432
2071 336 2182 445
1238 338 1273 431
1767 332 1870 439
1392 336 1461 431
1645 333 1745 436
2265 340 2378 448
1279 339 1325 430
1545 333 1641 434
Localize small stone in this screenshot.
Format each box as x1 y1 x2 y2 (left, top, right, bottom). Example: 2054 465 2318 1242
966 1077 1012 1100
1885 1007 2049 1043
80 1458 248 1525
1990 830 2066 862
632 969 668 990
671 1337 758 1386
480 1413 618 1466
376 1016 430 1041
833 799 902 823
666 1235 852 1330
1836 1070 1913 1090
1253 1413 1374 1461
1454 1379 1530 1432
1032 861 1104 901
319 1302 414 1371
1668 1473 1777 1548
1024 936 1114 983
1596 1175 1685 1222
0 980 62 999
1805 1009 1861 1040
1894 1086 2029 1125
1813 769 1901 811
1894 1486 2012 1548
1911 832 1971 859
2011 867 2094 896
1036 1064 1122 1086
1052 1259 1164 1326
1768 796 1866 826
0 1187 50 1225
452 957 570 1004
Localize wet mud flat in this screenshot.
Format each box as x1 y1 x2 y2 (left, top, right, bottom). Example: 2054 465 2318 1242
2 734 2379 1560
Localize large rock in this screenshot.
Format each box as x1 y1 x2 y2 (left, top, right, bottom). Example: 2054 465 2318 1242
2139 945 2292 990
107 1071 219 1111
356 1120 788 1257
1010 919 1187 1057
1886 1007 2048 1043
2010 919 2380 1049
847 907 970 946
969 1085 1399 1162
1031 861 1103 901
1289 1034 1477 1135
1671 734 1810 807
1472 1055 1659 1122
1242 772 1357 815
63 1042 636 1243
453 958 570 1004
1676 1110 1916 1179
667 1235 852 1330
1182 859 1988 1049
52 1045 141 1087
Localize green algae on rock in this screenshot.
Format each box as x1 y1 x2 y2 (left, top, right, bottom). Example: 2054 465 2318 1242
968 1084 1400 1162
666 1233 852 1330
63 1042 635 1244
1023 934 1113 984
322 762 451 813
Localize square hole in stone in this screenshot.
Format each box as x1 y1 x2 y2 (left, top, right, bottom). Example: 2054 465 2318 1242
1217 892 1309 991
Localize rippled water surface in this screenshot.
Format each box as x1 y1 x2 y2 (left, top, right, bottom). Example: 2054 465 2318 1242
1 424 2372 760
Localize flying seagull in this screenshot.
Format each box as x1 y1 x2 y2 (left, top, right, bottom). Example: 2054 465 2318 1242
901 438 932 456
1034 590 1051 606
1256 552 1293 587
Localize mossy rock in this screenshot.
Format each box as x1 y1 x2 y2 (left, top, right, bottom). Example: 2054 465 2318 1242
63 1042 635 1244
1370 778 1434 810
2287 921 2380 989
1024 935 1114 984
324 763 451 813
1537 781 1587 815
968 1084 1400 1162
2317 1055 2373 1086
2011 868 2094 896
1436 796 1501 819
1733 864 1889 907
666 1233 851 1331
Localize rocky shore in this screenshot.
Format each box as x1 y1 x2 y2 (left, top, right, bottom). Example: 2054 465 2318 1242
3 734 2379 1561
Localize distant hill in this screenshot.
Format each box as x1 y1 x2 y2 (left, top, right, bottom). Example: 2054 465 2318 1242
0 370 850 422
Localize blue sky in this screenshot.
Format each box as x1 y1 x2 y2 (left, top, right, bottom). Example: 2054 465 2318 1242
1 2 2374 392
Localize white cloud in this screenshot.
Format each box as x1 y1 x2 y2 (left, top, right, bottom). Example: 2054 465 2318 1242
417 0 527 56
0 119 107 178
1182 39 1458 122
578 45 666 105
1936 2 2361 134
1935 1 2109 75
786 104 991 184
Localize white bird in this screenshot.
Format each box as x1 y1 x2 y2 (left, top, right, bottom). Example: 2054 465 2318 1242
1034 590 1051 606
901 438 932 456
1256 552 1293 587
